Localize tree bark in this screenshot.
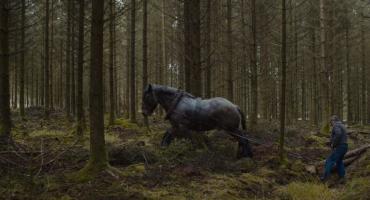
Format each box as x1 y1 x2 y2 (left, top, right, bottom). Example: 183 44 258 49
65 0 71 118
88 0 108 169
20 0 26 118
44 0 50 117
226 0 233 101
204 0 212 98
184 0 201 97
76 0 85 136
0 0 11 145
129 0 136 123
109 0 115 125
320 0 330 133
250 0 258 129
279 0 287 162
142 0 149 127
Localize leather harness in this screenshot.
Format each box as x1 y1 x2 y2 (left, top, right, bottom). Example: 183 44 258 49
164 91 184 120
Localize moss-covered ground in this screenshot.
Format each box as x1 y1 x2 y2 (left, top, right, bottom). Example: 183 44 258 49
1 108 369 199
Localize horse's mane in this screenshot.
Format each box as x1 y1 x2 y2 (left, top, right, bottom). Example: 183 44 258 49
152 84 196 99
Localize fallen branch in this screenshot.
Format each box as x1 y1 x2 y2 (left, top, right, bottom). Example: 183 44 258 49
358 131 370 135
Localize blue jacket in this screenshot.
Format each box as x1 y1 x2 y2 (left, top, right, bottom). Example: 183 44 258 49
330 121 348 148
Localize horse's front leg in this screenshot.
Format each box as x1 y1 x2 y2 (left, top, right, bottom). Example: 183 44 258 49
160 127 174 147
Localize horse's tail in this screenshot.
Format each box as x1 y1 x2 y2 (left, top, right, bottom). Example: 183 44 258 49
237 107 246 130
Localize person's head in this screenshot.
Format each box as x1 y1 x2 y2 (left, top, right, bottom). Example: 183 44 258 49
330 115 341 126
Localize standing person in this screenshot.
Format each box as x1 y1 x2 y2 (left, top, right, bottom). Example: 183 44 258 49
320 115 348 183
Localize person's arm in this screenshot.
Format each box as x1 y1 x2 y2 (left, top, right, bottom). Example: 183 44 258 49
330 125 342 148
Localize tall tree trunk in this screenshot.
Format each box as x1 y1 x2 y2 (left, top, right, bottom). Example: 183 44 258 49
109 0 115 125
161 0 167 86
125 7 130 119
86 0 108 171
184 0 201 97
44 0 50 117
65 0 71 118
279 0 287 162
142 0 149 127
71 2 76 116
205 0 212 98
20 0 26 118
0 0 11 145
226 0 233 101
240 0 248 115
129 0 136 123
50 0 54 110
76 0 85 136
250 0 258 129
360 14 367 125
13 42 18 109
320 0 329 132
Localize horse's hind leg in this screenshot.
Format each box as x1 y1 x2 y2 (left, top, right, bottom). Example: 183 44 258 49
161 128 174 147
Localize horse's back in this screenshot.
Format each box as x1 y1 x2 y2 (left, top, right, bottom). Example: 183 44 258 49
200 97 241 130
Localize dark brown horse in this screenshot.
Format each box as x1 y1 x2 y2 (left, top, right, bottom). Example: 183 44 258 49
142 84 253 158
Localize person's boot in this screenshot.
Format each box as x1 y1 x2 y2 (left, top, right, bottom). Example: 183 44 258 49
320 175 327 182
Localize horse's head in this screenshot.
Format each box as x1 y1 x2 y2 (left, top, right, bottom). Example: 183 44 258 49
142 84 158 116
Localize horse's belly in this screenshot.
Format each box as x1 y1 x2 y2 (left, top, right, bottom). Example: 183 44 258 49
187 115 216 131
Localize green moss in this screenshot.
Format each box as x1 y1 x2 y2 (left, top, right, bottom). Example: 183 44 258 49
340 178 370 200
276 182 336 200
114 118 139 130
304 134 328 146
121 163 146 176
29 129 65 137
321 122 330 135
105 133 120 144
68 160 110 182
234 158 256 172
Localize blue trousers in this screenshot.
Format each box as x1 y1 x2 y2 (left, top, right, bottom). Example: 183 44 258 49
324 144 348 178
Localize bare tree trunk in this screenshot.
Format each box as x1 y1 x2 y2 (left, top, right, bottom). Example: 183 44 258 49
250 0 258 129
204 0 212 98
184 0 201 97
142 0 149 127
44 0 50 117
86 0 108 170
125 6 130 119
320 0 330 132
20 0 26 118
360 14 367 125
226 0 233 101
240 0 248 115
129 0 136 123
109 0 115 125
71 2 76 116
50 0 54 110
0 0 11 145
76 0 85 136
279 0 287 162
161 0 167 86
65 0 71 118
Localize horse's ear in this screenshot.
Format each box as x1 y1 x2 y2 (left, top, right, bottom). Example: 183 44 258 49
148 84 152 92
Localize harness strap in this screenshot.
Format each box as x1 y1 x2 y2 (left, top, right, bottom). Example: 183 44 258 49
164 91 184 120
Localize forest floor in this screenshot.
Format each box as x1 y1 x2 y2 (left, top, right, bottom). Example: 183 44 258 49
1 107 370 200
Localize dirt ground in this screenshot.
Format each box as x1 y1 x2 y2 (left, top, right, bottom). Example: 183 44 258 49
1 108 369 200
